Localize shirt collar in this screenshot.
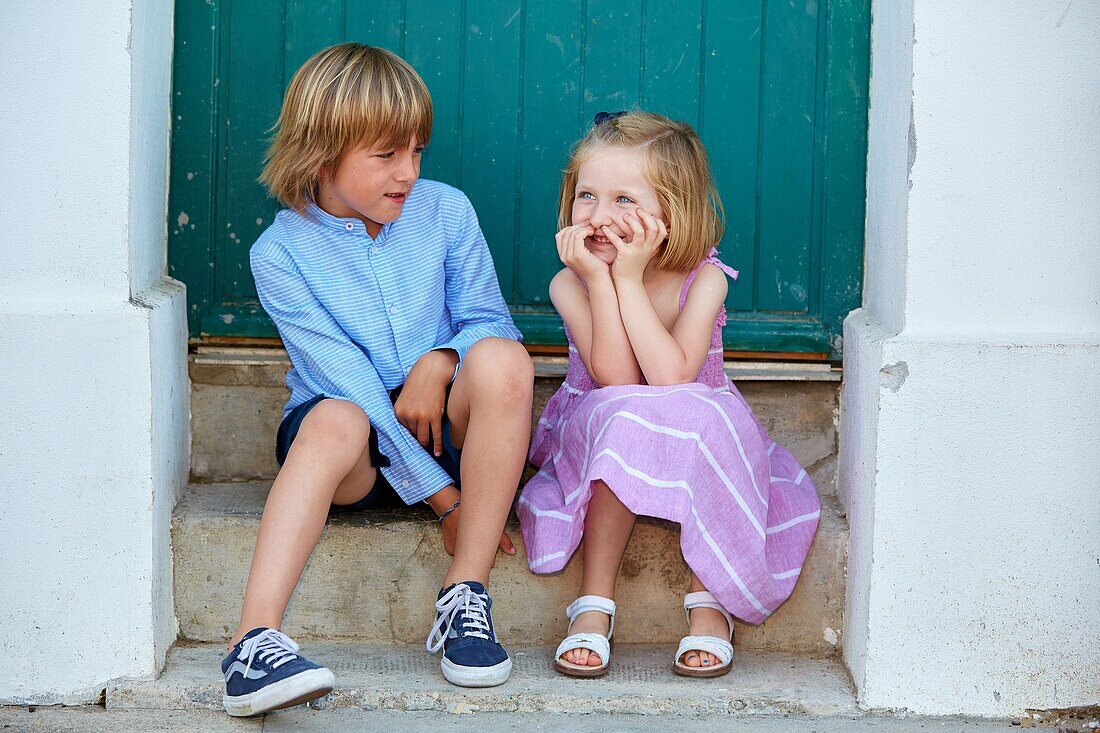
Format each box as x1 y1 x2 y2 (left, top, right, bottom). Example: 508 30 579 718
303 203 393 239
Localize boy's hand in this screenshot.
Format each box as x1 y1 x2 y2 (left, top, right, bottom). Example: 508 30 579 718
428 487 517 558
396 349 459 456
557 222 609 283
608 209 666 281
439 502 517 558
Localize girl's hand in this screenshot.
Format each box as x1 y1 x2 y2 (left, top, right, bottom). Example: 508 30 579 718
607 209 667 281
556 223 608 283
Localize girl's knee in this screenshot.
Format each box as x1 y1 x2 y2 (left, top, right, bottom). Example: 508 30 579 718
299 399 371 453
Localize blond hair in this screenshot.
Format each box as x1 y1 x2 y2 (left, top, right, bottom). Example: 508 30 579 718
260 43 433 212
557 111 725 272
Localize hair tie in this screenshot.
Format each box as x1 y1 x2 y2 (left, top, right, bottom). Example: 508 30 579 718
593 110 628 126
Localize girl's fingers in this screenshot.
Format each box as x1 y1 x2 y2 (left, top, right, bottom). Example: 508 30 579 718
603 226 629 255
623 213 646 242
602 226 626 247
636 209 664 245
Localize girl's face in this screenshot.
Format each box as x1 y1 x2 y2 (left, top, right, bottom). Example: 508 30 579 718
571 146 666 265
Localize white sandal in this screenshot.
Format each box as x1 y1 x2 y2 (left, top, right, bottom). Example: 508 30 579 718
553 595 616 678
674 591 735 678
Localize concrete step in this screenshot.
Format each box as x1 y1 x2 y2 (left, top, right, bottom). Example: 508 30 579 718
4 707 1029 733
172 483 847 654
188 351 841 490
106 642 858 717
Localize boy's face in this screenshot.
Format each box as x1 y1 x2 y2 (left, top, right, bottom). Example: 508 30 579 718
317 136 423 237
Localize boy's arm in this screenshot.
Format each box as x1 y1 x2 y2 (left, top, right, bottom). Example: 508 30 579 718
433 197 523 368
252 247 453 505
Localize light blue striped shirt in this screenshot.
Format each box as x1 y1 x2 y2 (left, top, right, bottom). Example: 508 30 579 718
250 179 523 504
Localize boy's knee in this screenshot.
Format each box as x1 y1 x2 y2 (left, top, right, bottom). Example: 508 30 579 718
300 399 372 451
466 339 534 399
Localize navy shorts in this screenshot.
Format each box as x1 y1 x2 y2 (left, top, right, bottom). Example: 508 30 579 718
275 384 461 514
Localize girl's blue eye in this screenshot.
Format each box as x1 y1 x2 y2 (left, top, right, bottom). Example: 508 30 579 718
377 152 395 159
616 195 634 204
577 192 594 200
413 146 425 154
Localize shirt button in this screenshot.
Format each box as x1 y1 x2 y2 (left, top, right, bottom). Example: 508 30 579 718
402 480 410 488
344 222 354 231
389 305 398 315
371 246 379 255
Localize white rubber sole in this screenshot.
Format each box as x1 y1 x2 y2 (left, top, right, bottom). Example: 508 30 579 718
222 667 336 717
440 656 513 688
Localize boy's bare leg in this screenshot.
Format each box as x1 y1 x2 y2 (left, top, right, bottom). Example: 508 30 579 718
442 338 534 587
562 479 636 667
229 399 377 647
679 573 731 668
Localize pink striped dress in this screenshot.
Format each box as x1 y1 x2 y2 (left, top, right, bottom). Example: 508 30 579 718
517 251 820 624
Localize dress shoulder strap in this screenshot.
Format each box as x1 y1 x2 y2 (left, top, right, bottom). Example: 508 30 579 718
678 248 740 308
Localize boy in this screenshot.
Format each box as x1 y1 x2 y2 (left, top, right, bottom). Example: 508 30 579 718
219 43 533 717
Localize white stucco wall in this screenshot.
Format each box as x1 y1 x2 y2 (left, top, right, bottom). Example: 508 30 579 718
841 0 1100 717
0 3 133 308
859 0 913 336
0 0 186 703
904 2 1100 337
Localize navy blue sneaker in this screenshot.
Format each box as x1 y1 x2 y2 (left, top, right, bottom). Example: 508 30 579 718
221 627 335 717
426 581 512 687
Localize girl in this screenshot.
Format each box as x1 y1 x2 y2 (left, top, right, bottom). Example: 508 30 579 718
517 111 820 678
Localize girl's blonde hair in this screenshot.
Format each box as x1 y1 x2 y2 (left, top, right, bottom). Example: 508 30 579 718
558 111 725 272
260 43 433 212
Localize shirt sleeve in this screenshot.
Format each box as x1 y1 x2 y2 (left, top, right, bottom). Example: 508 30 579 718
434 196 524 367
252 246 453 505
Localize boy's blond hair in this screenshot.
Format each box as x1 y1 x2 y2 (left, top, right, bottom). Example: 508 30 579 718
261 43 433 212
557 111 725 272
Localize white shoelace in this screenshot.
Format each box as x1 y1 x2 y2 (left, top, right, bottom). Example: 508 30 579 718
237 629 300 674
425 584 492 653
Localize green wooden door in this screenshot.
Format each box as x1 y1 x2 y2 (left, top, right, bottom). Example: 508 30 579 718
169 0 869 359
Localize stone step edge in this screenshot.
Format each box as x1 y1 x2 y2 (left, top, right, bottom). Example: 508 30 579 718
191 349 843 384
107 643 858 718
177 480 847 524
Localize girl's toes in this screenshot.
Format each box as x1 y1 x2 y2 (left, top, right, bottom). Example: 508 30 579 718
700 651 714 667
587 652 603 667
576 649 589 665
681 651 700 668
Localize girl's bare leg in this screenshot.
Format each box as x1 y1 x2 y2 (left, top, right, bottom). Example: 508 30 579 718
229 399 377 647
562 479 637 667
